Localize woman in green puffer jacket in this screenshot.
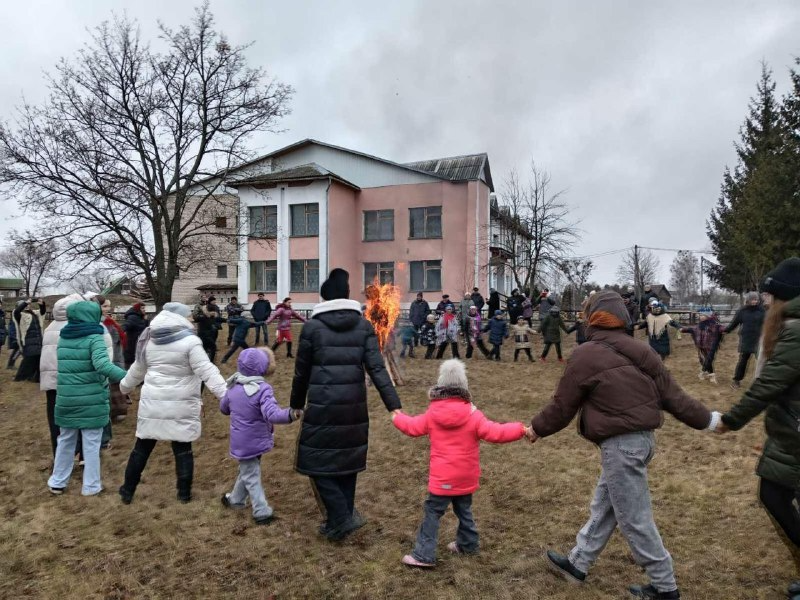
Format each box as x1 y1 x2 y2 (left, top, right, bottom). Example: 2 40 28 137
47 301 127 496
720 257 800 600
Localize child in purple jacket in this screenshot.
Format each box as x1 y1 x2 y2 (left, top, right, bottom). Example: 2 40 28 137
220 347 302 524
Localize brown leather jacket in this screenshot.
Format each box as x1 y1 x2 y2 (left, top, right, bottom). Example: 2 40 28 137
532 328 711 443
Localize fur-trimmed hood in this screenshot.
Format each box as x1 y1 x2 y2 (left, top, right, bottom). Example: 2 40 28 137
426 389 475 430
428 385 471 402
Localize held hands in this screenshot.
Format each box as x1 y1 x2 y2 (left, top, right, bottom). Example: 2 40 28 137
523 425 539 444
291 409 304 422
391 409 403 421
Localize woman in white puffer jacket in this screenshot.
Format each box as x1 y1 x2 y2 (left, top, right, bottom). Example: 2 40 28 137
118 302 226 504
41 293 112 456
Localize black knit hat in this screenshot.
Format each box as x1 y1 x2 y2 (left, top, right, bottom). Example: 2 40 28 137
320 268 350 300
760 257 800 301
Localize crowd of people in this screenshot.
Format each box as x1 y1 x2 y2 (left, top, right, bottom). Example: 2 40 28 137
3 257 800 599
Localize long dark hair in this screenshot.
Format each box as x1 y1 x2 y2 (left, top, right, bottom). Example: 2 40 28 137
761 299 787 361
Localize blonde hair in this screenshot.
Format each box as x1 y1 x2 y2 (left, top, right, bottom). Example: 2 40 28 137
761 299 787 361
259 346 277 376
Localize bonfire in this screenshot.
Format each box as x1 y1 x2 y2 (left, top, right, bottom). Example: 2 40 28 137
364 279 404 386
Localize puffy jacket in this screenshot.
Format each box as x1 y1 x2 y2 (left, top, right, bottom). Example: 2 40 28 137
7 319 18 351
409 299 431 328
436 314 459 344
540 314 568 344
54 302 127 430
723 296 800 488
532 328 711 443
228 315 259 344
725 304 766 355
14 301 46 357
122 308 149 365
483 317 509 345
41 294 112 392
0 308 6 346
393 388 525 495
250 298 272 322
465 314 483 345
266 304 305 331
512 323 536 349
290 298 401 476
220 349 293 460
120 310 227 442
419 322 438 346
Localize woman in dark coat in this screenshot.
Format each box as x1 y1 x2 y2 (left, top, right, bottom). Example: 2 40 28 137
14 298 46 382
290 269 401 541
719 258 800 600
487 289 501 317
122 303 149 369
724 291 766 389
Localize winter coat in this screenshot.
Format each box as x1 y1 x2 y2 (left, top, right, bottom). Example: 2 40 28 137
228 315 259 344
7 319 18 351
435 300 455 315
41 294 112 392
639 313 680 357
120 310 227 442
419 322 438 346
14 301 46 357
506 295 523 322
290 298 401 476
436 314 459 344
521 298 533 319
540 314 568 344
393 387 525 495
250 299 272 322
0 308 6 347
725 304 766 355
122 308 149 365
487 292 501 316
54 302 127 430
225 301 244 318
409 299 431 328
512 323 536 349
220 349 293 460
532 328 711 443
566 321 587 345
459 299 473 318
465 315 483 345
722 296 800 489
400 325 416 345
537 295 555 319
470 292 485 313
266 304 305 332
683 318 723 369
483 317 509 345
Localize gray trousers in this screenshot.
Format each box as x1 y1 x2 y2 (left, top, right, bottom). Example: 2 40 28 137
568 431 677 593
412 493 479 564
229 456 273 519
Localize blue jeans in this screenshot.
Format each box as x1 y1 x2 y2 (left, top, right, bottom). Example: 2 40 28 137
48 427 104 495
254 323 269 345
412 493 479 564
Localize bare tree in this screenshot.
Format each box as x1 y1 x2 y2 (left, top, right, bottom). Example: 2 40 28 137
0 3 292 308
67 267 114 295
559 259 595 310
496 162 578 293
0 230 60 296
616 248 661 294
669 250 700 303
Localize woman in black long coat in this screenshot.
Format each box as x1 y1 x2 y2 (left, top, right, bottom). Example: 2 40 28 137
290 268 401 541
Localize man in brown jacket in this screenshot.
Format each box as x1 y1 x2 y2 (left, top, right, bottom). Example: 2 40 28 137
528 291 720 600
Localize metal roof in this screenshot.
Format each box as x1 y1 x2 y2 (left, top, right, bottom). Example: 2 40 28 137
403 153 494 191
228 163 361 190
0 278 24 289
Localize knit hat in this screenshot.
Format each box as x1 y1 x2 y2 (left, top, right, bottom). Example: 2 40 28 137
437 359 468 391
494 309 503 316
697 308 713 319
760 257 800 301
163 302 192 318
585 291 630 330
745 291 760 303
320 268 350 301
427 314 436 322
132 302 144 312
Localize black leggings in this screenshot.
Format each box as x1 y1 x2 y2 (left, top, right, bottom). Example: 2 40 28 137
541 342 562 359
514 348 533 361
222 341 249 363
436 342 460 359
122 437 194 500
734 352 755 382
760 478 800 548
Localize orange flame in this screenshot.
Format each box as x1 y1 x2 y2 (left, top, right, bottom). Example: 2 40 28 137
365 278 401 352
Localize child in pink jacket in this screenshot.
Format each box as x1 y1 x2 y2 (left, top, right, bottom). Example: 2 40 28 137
392 359 528 567
265 297 306 358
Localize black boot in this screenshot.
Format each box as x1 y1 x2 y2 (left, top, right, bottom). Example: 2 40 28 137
271 342 280 352
789 581 800 597
174 450 194 503
286 342 293 358
628 584 680 599
120 448 149 504
545 550 586 584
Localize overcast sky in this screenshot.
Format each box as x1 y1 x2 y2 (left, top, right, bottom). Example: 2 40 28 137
1 0 798 287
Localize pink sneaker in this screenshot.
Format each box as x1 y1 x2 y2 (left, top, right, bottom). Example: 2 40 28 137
401 554 434 568
447 542 461 554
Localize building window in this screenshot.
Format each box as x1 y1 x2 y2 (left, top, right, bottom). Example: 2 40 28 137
249 205 278 237
290 259 319 292
364 262 394 286
409 206 442 239
290 203 319 237
410 260 442 291
217 265 228 279
215 216 227 228
363 210 394 241
249 260 277 292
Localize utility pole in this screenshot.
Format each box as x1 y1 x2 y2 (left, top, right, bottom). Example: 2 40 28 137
700 256 704 299
633 244 640 300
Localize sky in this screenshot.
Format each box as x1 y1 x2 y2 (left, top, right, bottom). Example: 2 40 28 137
1 0 799 287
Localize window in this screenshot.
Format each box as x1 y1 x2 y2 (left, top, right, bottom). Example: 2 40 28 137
215 216 227 228
409 206 442 239
364 262 394 286
363 210 394 241
249 261 277 292
410 260 442 291
217 265 228 279
290 259 319 292
248 205 278 237
290 203 319 236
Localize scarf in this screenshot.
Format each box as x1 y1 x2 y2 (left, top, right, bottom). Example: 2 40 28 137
226 372 265 397
442 313 455 327
647 313 673 338
104 316 127 347
61 321 105 339
135 327 152 364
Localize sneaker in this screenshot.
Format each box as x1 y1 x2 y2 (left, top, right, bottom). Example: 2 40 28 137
447 541 461 554
49 487 65 495
254 514 275 525
401 554 435 568
545 550 586 585
730 380 741 390
119 487 133 505
698 371 707 381
221 493 246 510
628 583 680 599
708 374 718 385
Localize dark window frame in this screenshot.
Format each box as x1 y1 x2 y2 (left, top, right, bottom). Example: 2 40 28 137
363 209 395 242
248 205 278 238
290 259 320 292
290 203 320 237
409 206 442 239
249 260 277 293
364 261 395 287
217 265 228 279
409 259 442 292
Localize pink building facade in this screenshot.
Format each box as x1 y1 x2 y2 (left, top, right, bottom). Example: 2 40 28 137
228 140 498 309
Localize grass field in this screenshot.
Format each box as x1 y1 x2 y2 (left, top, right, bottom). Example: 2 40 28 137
0 326 792 599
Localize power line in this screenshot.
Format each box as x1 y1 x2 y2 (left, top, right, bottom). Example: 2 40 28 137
638 246 715 255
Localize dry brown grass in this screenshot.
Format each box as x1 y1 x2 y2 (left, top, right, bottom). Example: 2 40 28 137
0 327 791 599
